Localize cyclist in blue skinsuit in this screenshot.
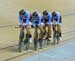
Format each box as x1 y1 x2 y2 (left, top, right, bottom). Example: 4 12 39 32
42 10 53 45
18 9 32 50
31 11 44 49
52 11 62 41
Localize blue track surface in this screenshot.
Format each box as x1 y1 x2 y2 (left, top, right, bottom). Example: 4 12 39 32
21 40 75 61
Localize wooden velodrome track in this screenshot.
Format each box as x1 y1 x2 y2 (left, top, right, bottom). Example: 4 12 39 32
0 0 75 61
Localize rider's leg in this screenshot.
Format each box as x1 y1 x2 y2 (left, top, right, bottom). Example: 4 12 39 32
19 26 25 52
47 25 52 40
34 27 38 50
42 25 47 47
25 25 32 50
39 25 44 48
57 24 62 40
46 24 52 45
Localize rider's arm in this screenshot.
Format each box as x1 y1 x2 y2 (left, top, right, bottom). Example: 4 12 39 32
38 14 42 26
48 13 52 24
25 12 30 26
60 16 62 23
18 15 22 25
